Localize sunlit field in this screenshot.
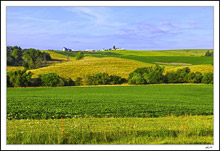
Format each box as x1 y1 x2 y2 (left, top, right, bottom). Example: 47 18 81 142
28 57 150 81
7 115 213 144
7 84 213 144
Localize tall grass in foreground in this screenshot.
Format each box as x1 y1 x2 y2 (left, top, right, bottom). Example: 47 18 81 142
7 115 213 144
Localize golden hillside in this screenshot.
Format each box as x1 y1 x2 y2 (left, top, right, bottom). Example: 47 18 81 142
29 57 151 81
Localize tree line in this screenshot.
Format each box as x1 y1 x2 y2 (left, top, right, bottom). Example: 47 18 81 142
7 46 52 69
7 65 213 87
128 65 213 84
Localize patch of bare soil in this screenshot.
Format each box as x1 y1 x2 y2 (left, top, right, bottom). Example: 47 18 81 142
154 62 192 65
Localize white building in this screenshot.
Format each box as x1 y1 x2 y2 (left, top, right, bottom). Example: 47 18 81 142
63 47 72 51
85 49 95 51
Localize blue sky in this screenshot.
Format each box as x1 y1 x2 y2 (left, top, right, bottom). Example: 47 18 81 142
7 7 213 50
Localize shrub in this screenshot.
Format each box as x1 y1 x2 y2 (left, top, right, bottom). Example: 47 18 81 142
109 75 123 85
202 72 213 84
185 72 203 83
86 74 97 85
7 69 33 87
75 77 83 86
39 73 64 87
95 73 110 85
86 73 124 85
176 67 191 83
128 72 145 84
31 78 42 87
205 50 213 57
76 51 84 60
164 71 178 83
63 77 75 86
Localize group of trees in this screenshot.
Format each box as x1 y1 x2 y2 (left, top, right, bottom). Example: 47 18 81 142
7 70 83 87
23 48 52 69
128 66 213 85
86 73 125 85
7 46 52 69
7 69 33 87
7 66 213 87
7 46 23 66
128 65 164 84
205 50 213 57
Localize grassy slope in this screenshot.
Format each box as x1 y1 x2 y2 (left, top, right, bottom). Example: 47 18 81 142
7 115 213 144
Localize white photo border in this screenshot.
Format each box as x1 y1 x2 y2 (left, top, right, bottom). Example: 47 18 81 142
1 1 219 150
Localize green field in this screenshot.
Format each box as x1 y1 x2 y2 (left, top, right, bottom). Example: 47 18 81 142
7 84 213 144
7 115 213 144
119 56 213 65
52 50 213 65
111 49 213 56
7 85 213 119
7 49 214 144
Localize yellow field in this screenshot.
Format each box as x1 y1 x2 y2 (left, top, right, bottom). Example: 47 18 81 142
7 50 213 82
165 65 213 74
29 57 151 81
7 66 24 72
41 50 75 61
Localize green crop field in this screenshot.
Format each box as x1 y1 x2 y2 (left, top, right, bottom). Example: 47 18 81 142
7 85 213 119
120 56 213 65
113 49 213 56
7 84 213 144
52 50 213 66
7 49 214 145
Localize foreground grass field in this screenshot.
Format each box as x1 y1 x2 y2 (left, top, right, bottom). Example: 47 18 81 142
7 115 213 144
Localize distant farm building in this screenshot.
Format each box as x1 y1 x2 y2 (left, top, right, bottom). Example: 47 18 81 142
85 49 96 52
63 47 72 51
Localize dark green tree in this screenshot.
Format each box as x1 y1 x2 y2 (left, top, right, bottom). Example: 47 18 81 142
39 73 64 87
164 71 178 83
22 49 51 69
7 69 33 87
113 45 116 50
109 75 123 85
128 66 164 84
75 77 83 86
7 46 23 66
176 67 191 83
202 72 213 84
185 72 203 83
205 50 213 57
143 65 164 84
